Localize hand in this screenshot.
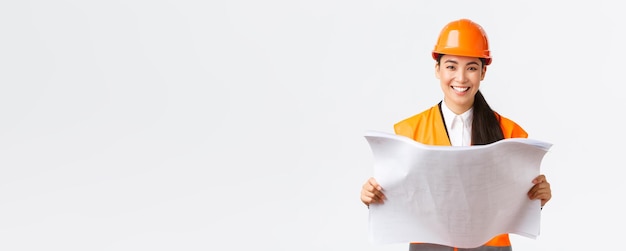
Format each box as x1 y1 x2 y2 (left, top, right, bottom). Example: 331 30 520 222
527 174 551 207
361 177 385 207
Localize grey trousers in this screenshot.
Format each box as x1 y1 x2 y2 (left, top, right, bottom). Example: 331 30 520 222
409 243 512 251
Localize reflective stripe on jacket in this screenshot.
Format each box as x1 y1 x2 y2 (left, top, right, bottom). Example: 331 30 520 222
394 103 528 251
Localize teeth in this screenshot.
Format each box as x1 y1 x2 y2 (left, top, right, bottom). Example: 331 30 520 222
452 86 469 92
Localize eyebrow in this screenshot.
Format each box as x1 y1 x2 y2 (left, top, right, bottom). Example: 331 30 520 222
443 59 480 66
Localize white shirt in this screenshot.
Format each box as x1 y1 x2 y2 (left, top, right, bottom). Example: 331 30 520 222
441 100 473 146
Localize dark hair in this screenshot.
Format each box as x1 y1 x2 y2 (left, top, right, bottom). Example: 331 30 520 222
471 90 504 145
436 54 504 145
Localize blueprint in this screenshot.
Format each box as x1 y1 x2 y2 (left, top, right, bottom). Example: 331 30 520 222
364 130 552 248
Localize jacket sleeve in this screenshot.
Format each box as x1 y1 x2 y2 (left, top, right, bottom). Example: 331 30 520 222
497 113 528 139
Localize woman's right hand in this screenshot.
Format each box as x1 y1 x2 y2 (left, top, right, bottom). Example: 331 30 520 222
360 177 385 207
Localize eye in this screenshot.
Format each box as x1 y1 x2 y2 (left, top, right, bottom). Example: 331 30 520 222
446 65 456 70
467 66 478 71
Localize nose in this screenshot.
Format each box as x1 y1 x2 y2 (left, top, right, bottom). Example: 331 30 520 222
455 69 467 84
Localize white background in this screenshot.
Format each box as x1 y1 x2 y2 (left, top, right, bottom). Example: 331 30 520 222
0 1 623 250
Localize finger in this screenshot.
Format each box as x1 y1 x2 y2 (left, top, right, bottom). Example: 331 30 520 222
533 191 552 206
361 190 384 205
361 177 386 206
369 179 385 200
365 178 385 199
529 189 550 200
528 183 551 201
542 194 552 206
532 174 546 184
372 189 385 201
528 182 548 196
363 184 385 201
368 177 383 191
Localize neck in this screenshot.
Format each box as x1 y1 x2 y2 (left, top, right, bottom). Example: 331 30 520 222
443 98 473 115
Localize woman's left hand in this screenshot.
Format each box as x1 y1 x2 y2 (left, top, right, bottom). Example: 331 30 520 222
527 174 551 207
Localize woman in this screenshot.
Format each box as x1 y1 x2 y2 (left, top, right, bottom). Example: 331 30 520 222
360 19 552 251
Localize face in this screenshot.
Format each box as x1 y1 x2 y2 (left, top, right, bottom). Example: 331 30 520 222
435 54 487 114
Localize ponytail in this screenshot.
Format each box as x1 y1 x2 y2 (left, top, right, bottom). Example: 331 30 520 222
471 90 504 145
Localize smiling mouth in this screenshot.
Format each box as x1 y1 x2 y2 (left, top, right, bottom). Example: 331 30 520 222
452 86 470 92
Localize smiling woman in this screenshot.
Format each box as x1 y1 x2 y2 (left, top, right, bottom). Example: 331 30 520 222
359 18 553 251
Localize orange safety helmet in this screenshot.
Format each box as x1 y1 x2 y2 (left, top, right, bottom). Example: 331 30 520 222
432 19 492 65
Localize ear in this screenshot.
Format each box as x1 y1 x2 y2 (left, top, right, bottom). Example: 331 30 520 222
480 66 487 80
435 63 441 79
